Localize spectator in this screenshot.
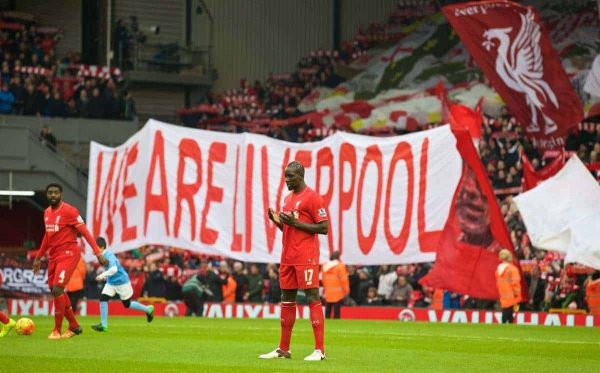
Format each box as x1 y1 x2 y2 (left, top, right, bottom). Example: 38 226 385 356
206 262 227 302
77 90 89 117
232 262 248 303
376 265 397 305
266 264 281 304
365 287 383 306
22 83 43 116
390 275 413 307
165 275 182 301
39 125 57 151
9 76 26 114
322 251 349 319
143 262 166 298
247 263 264 303
356 268 374 305
221 262 237 303
88 87 104 118
47 91 67 117
348 265 359 304
0 82 15 114
443 292 462 309
84 263 102 299
182 272 209 316
129 266 146 299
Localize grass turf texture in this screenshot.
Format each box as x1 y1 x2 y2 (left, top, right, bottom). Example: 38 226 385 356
1 316 599 372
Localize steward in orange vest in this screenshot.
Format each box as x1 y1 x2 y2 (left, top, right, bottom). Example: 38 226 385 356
585 275 600 315
322 251 349 319
495 249 521 324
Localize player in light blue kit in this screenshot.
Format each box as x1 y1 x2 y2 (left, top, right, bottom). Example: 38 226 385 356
92 237 154 332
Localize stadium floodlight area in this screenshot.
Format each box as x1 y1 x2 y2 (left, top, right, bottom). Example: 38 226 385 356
0 190 35 196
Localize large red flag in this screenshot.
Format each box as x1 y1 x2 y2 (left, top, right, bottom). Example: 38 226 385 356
521 151 565 191
421 105 527 300
443 1 583 150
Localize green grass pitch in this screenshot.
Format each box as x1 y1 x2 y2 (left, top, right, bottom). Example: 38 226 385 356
1 316 599 372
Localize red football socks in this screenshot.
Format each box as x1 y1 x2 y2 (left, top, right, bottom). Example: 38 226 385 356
62 294 79 329
53 294 66 332
0 311 9 324
309 301 325 352
278 301 296 352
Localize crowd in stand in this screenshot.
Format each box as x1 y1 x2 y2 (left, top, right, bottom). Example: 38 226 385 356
0 13 135 120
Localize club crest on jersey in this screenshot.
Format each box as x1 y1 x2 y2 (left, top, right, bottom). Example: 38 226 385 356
318 208 327 217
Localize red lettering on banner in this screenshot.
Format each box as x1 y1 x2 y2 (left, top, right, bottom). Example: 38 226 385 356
294 150 312 168
316 147 334 256
231 146 242 251
338 143 356 256
105 149 127 244
200 142 226 244
93 151 117 240
174 139 202 240
384 142 413 254
356 145 383 255
245 145 254 252
144 130 170 236
92 151 105 236
261 147 290 253
120 144 138 242
417 138 440 252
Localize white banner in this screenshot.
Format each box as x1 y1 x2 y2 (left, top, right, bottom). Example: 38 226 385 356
514 155 600 269
87 120 461 265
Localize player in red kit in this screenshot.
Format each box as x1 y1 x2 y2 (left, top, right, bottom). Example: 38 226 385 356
33 183 108 339
259 161 328 361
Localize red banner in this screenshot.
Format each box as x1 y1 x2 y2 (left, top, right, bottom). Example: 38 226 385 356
6 299 599 327
521 151 565 191
421 106 526 300
443 1 584 149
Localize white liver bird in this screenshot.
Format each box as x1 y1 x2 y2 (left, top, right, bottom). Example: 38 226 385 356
482 9 558 134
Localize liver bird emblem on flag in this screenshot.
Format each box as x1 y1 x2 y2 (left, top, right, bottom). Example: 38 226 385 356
482 9 558 135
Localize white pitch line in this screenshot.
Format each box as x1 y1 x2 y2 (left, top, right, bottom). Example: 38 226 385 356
126 323 599 346
337 330 600 346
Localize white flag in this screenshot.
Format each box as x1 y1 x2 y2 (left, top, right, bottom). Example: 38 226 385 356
514 155 600 269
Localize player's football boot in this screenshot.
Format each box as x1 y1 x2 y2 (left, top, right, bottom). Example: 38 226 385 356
62 326 83 338
146 305 155 323
91 323 108 332
0 318 15 337
258 348 291 359
304 350 326 361
48 329 62 340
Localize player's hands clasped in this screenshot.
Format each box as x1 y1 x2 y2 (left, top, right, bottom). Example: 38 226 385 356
278 211 297 227
268 208 281 224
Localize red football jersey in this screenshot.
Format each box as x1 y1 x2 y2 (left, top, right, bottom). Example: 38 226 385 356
43 202 85 260
280 186 328 265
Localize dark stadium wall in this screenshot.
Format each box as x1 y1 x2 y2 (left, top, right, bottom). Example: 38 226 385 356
200 0 335 91
339 0 397 42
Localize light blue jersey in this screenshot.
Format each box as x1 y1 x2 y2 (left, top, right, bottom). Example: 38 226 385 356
103 251 130 286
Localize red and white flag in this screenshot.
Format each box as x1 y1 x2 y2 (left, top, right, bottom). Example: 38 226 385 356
521 151 565 191
420 105 527 300
443 1 584 149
